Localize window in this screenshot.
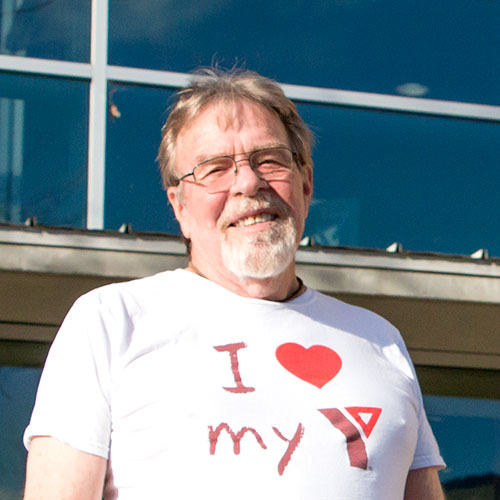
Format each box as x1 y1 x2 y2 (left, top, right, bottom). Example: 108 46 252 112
0 366 42 499
425 395 500 497
108 0 500 105
105 83 177 232
0 0 91 62
0 71 89 226
299 103 500 255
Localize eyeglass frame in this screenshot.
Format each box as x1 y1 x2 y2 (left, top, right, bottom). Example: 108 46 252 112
174 146 298 189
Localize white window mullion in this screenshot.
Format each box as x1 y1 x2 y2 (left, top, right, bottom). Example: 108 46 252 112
106 64 500 123
280 83 500 123
0 55 92 79
87 0 109 229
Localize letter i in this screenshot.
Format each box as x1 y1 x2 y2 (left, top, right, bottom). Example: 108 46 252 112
214 343 255 393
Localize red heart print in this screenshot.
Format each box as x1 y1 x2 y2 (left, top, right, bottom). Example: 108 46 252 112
276 343 342 388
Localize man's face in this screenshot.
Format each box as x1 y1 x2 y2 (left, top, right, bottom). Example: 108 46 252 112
167 99 312 282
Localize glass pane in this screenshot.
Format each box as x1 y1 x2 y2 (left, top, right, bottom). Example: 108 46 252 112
0 366 42 500
108 0 500 106
424 396 500 498
0 71 88 227
298 103 500 257
0 0 90 62
105 83 179 234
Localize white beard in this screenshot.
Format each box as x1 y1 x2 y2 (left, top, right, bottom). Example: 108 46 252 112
221 217 297 279
220 189 299 280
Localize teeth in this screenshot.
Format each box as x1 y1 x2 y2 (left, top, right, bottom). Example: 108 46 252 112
234 213 275 227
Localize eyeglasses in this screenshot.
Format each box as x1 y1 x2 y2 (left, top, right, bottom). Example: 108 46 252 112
176 146 297 194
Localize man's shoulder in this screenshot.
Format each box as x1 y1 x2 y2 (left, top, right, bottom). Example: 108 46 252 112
306 288 401 340
71 269 191 314
55 269 197 344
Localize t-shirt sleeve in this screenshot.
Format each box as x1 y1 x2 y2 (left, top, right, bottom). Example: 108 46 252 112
395 336 446 471
24 292 113 458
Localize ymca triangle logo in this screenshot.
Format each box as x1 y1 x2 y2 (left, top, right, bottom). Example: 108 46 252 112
345 407 382 438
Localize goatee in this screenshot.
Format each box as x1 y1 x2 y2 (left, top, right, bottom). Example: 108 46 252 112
220 192 298 279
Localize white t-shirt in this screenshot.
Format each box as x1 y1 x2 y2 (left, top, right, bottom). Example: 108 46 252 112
25 269 444 499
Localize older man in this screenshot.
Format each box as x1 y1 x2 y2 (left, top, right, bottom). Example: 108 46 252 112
24 69 445 500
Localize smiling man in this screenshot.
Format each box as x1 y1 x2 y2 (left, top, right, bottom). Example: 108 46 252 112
23 69 445 500
167 97 312 299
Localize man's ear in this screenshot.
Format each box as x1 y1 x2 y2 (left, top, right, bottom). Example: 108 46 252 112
302 165 313 218
167 186 191 239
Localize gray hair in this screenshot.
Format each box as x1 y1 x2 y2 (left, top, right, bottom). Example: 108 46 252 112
157 67 314 190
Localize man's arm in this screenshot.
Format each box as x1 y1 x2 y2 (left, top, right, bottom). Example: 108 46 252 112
24 436 107 500
404 466 445 500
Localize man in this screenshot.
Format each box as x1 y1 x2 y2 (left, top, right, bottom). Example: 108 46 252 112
23 68 445 499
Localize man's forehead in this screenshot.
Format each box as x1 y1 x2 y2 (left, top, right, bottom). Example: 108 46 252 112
213 99 246 130
176 99 289 160
193 99 280 133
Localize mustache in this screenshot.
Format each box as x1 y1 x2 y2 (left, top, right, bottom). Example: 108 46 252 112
219 191 291 228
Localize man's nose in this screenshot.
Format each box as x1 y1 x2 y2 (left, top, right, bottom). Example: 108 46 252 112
229 159 267 196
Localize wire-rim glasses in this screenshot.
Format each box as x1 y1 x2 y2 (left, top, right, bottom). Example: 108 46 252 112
176 146 297 194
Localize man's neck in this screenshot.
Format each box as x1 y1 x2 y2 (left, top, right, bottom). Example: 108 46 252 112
185 261 303 302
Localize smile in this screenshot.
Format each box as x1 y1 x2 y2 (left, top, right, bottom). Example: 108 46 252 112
231 213 277 228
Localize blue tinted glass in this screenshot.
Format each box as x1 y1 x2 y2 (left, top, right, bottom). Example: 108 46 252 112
105 83 179 234
424 396 500 496
108 0 500 105
299 103 500 257
0 0 90 62
0 72 88 227
0 366 42 500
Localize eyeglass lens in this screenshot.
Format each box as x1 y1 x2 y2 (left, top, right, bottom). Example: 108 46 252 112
195 148 294 193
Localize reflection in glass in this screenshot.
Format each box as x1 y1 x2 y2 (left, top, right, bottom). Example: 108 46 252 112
307 198 360 247
108 0 500 105
298 103 500 257
0 366 42 500
105 83 179 234
0 72 88 227
424 396 500 499
0 0 90 62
